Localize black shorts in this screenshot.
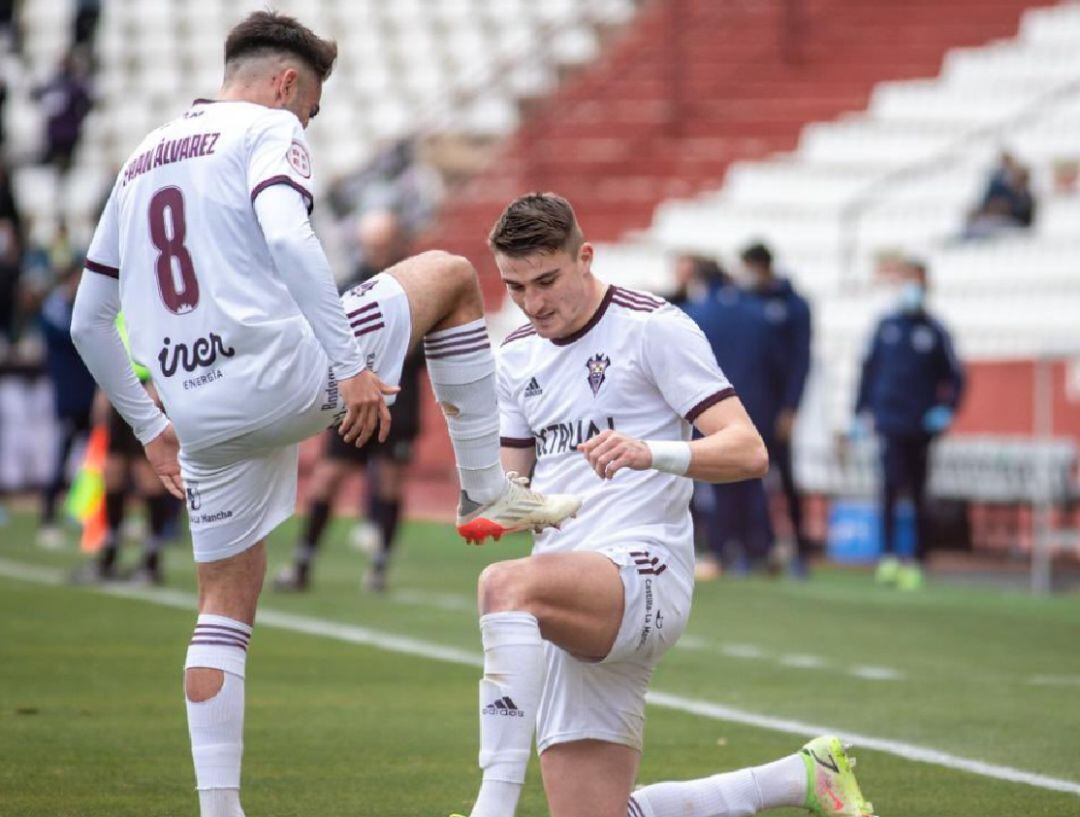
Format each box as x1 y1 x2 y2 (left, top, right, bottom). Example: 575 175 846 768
325 347 423 466
324 425 416 465
106 405 144 458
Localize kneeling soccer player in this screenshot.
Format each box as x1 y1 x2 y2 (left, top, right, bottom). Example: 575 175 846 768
453 194 876 817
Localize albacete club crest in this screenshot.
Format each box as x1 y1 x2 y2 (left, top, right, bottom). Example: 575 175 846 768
586 353 611 397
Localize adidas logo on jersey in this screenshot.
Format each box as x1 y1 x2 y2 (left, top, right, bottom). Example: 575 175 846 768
524 377 543 398
483 696 524 717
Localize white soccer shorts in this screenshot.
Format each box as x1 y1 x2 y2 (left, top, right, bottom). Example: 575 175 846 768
181 273 412 563
535 542 692 754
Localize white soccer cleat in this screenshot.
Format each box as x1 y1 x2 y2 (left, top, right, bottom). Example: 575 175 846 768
456 472 582 544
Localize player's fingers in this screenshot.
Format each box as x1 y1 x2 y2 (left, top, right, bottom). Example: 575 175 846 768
577 431 604 453
599 446 626 479
376 399 392 443
354 403 377 448
380 382 401 395
585 435 621 466
605 454 630 479
338 406 358 440
161 473 184 500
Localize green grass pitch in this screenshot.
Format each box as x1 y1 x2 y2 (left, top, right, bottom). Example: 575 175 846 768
1 509 1078 816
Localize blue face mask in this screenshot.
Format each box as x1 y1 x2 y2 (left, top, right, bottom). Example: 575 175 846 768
899 282 925 312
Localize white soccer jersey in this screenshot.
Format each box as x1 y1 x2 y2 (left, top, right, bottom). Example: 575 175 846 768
497 285 734 577
84 99 332 452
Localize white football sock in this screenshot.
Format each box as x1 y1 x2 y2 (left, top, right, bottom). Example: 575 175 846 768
630 754 805 817
469 612 545 817
423 320 505 504
185 615 251 817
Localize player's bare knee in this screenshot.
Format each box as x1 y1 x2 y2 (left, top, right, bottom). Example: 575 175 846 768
185 666 224 703
478 559 535 615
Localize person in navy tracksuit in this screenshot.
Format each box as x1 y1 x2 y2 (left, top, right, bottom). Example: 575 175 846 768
741 242 813 575
681 256 786 574
37 268 97 542
854 259 965 590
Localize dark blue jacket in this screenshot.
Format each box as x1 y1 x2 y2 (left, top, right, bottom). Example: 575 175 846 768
855 309 965 437
682 282 786 444
39 288 97 419
746 277 812 417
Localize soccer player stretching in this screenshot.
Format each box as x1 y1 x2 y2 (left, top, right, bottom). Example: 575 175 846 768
455 194 875 817
70 14 578 817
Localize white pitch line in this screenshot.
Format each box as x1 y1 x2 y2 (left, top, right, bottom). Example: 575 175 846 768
1029 675 1080 687
720 643 767 659
850 665 905 682
1 557 1077 797
778 653 827 669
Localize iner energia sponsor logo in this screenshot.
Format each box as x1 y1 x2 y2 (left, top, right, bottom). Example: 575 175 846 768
158 333 235 378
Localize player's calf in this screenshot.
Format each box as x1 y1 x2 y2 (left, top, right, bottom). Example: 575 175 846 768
185 614 251 817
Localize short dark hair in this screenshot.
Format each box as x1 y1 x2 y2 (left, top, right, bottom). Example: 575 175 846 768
740 241 773 269
489 193 584 257
225 11 337 81
694 256 729 286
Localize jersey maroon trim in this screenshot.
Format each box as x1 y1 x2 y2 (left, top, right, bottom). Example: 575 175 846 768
500 436 536 448
613 286 662 307
685 387 736 424
85 258 119 278
611 296 658 313
250 175 314 215
551 285 615 347
501 323 537 347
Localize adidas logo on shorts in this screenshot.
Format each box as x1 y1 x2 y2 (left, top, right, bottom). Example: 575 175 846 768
524 377 543 398
483 696 524 717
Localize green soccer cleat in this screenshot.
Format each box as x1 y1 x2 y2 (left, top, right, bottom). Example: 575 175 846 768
874 556 900 585
896 563 924 592
801 735 876 817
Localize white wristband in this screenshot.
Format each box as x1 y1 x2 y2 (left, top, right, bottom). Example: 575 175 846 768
645 440 692 476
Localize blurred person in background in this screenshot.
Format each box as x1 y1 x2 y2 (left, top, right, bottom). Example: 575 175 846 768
275 209 424 593
73 0 102 50
667 251 710 308
0 76 7 150
0 164 22 345
681 254 784 576
0 211 20 348
0 0 16 54
327 136 443 236
34 50 93 176
36 265 97 547
964 151 1036 239
853 258 965 590
15 220 79 343
740 241 813 576
72 316 172 585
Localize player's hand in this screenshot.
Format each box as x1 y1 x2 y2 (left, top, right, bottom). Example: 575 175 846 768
144 423 184 500
577 430 651 480
338 370 400 448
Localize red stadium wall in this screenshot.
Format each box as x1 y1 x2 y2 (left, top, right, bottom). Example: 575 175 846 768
953 360 1080 440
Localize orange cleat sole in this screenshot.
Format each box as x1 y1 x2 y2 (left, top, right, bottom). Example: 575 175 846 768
457 518 512 545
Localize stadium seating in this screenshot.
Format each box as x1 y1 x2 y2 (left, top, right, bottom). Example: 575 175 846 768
6 0 638 241
598 2 1080 438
